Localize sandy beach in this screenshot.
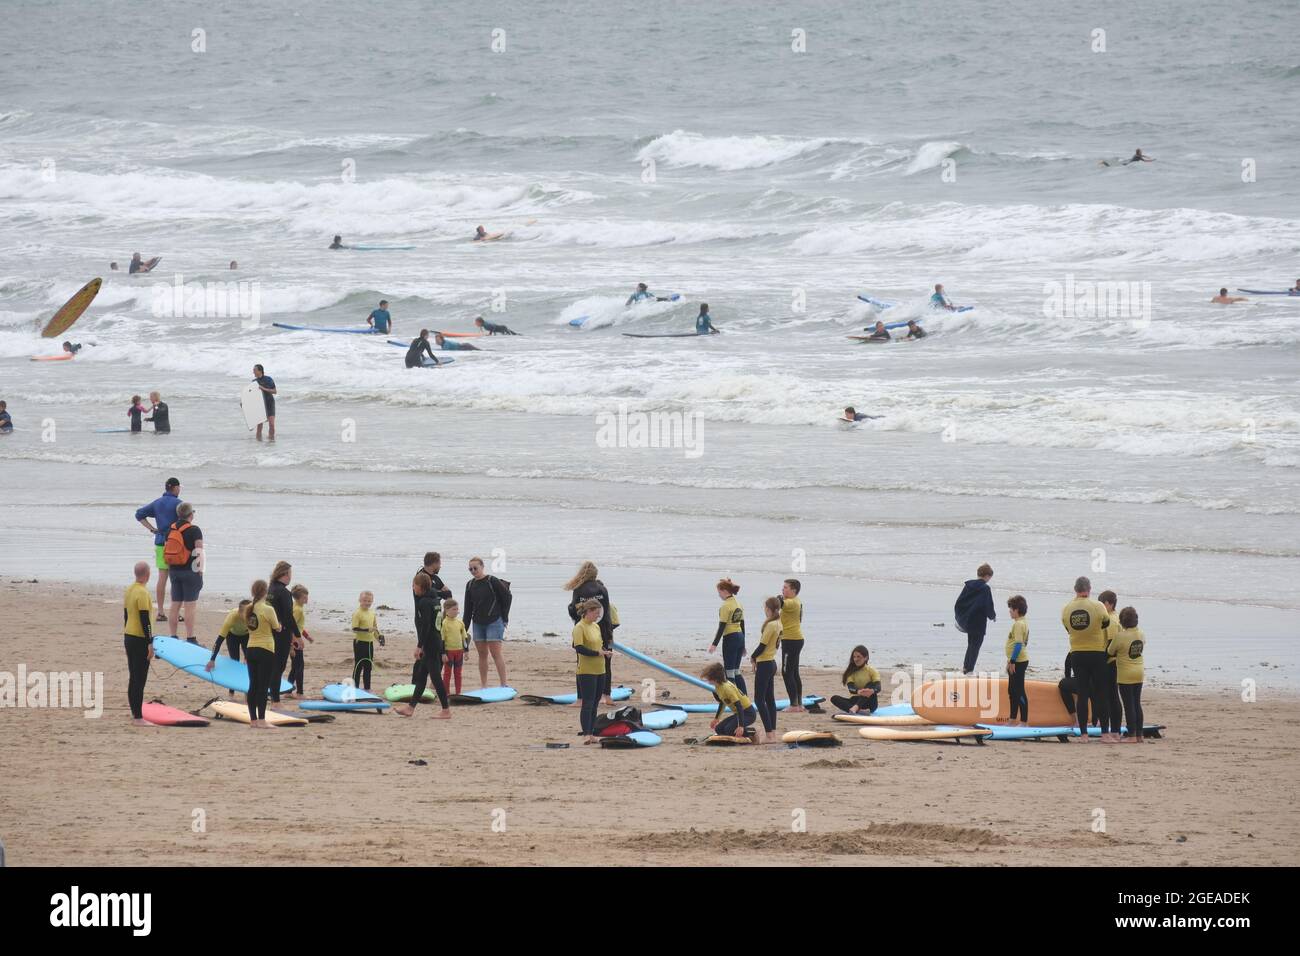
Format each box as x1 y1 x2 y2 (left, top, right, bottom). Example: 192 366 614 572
2 580 1296 867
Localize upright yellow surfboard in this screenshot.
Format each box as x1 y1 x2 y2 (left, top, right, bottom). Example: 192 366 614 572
41 278 102 338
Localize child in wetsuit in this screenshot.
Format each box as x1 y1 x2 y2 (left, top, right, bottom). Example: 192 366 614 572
702 662 756 740
440 598 468 695
128 395 146 432
350 591 382 690
831 645 881 713
1108 607 1147 743
1005 595 1029 725
749 596 782 742
287 584 313 697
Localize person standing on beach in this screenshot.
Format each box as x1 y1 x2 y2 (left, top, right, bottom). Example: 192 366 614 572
253 364 276 441
123 561 154 725
411 552 454 682
750 596 782 743
702 662 756 740
351 591 382 691
287 585 313 698
135 477 181 619
440 599 468 695
1060 576 1112 743
708 578 747 694
779 579 805 711
954 564 996 674
241 579 280 728
463 556 511 688
394 573 451 719
1005 595 1030 726
565 561 615 705
1098 590 1124 741
266 561 301 702
1107 606 1146 743
572 598 610 742
830 646 880 714
163 502 203 643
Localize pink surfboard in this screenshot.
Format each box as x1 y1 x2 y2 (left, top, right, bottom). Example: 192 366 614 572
142 702 210 726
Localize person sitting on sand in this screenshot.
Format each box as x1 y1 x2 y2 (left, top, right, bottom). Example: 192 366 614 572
1211 288 1247 304
904 320 927 340
865 321 891 341
366 300 392 334
123 561 155 725
1107 606 1146 743
830 645 880 714
930 284 955 311
572 597 610 743
1005 595 1029 727
405 329 442 367
330 235 345 249
695 303 719 334
474 316 517 335
708 577 746 694
395 573 452 720
434 332 480 351
0 400 12 434
702 662 757 740
749 596 783 743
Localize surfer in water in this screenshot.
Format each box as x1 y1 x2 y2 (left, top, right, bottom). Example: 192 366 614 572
0 401 12 434
62 341 82 355
473 225 504 242
841 406 874 422
865 320 891 341
405 330 442 367
253 364 276 441
434 332 480 351
366 300 392 334
329 235 345 249
904 320 927 340
474 316 517 335
695 303 719 334
626 283 672 306
128 252 159 275
1211 288 1247 304
1291 279 1300 293
1100 149 1155 167
930 284 956 311
145 391 170 433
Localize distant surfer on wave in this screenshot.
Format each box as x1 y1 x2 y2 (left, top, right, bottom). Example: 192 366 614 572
404 330 443 367
474 316 517 335
695 303 719 334
1211 288 1247 304
626 282 672 306
1100 148 1155 167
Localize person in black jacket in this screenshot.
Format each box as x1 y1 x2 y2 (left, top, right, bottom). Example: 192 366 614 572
953 563 996 674
395 572 451 718
266 560 302 702
411 552 455 681
463 556 511 688
564 561 616 704
146 391 171 433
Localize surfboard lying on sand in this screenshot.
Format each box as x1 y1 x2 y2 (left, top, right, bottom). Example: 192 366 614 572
141 702 209 727
42 278 102 338
912 676 1073 727
518 687 634 705
858 725 991 743
656 696 823 714
639 709 688 730
152 636 292 694
782 730 841 747
298 699 390 712
977 723 1166 740
323 683 384 703
450 687 517 705
599 731 662 748
833 712 932 726
208 700 307 726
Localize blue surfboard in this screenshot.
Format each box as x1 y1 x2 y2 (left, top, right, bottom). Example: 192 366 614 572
299 699 390 712
450 686 517 704
272 323 383 334
520 687 633 705
599 730 662 748
640 709 688 730
323 683 383 703
152 635 292 694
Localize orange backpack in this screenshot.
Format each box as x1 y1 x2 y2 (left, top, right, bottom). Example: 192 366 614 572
163 521 193 566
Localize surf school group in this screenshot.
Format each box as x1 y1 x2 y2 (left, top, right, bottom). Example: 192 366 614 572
123 474 1149 747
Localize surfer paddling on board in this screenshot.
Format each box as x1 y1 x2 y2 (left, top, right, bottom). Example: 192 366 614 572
128 252 159 275
404 330 442 367
474 316 517 335
904 320 927 340
864 320 891 342
1291 279 1300 293
435 332 480 351
1211 288 1247 304
329 235 345 249
695 303 720 334
1100 148 1155 167
252 364 276 441
930 283 956 312
841 406 876 422
473 225 504 242
626 283 672 306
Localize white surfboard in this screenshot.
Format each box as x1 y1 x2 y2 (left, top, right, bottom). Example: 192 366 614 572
240 381 268 430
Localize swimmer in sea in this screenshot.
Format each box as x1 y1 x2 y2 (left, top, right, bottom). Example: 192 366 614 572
626 283 672 306
1211 288 1247 304
330 235 345 249
865 321 891 341
904 319 927 340
695 303 719 334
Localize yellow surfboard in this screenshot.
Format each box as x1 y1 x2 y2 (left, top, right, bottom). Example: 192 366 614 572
857 725 991 742
209 700 307 726
833 712 932 726
41 278 102 338
782 730 841 747
911 677 1073 728
703 734 754 746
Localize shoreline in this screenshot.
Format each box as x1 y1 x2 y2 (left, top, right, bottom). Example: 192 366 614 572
2 579 1297 867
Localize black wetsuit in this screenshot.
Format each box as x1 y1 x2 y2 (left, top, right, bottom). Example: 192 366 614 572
146 401 170 433
411 567 452 683
129 404 144 433
409 591 449 709
267 580 301 702
479 320 516 336
405 337 436 368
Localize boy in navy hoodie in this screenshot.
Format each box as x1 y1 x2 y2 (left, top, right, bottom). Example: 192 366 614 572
954 563 996 673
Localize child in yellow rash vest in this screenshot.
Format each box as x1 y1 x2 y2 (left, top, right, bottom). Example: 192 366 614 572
702 661 756 740
1005 595 1029 726
286 585 313 697
572 598 610 741
830 645 881 713
779 579 806 711
749 596 782 742
122 566 155 723
351 591 383 691
206 600 250 699
1107 606 1147 744
708 577 747 695
440 598 468 695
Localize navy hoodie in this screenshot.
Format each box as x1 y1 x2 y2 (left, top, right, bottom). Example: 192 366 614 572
953 578 996 634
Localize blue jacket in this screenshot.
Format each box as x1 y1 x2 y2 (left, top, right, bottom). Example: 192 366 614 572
953 578 995 634
136 492 180 545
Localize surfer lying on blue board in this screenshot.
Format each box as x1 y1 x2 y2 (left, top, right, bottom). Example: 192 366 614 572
864 321 891 341
474 316 517 335
626 283 673 306
695 303 720 334
434 332 480 351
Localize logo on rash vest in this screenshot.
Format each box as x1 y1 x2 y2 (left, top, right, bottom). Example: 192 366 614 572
1069 609 1092 630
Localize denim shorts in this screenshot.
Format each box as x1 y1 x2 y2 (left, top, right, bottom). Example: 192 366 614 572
168 567 203 602
472 619 505 642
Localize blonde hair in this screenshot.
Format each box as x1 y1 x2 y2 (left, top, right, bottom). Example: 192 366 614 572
564 561 598 591
270 560 292 583
716 577 740 596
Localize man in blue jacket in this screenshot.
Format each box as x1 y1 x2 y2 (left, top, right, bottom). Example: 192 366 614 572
135 477 181 622
954 563 996 674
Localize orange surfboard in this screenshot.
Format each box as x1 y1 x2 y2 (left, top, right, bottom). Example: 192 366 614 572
911 677 1073 728
41 278 102 338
